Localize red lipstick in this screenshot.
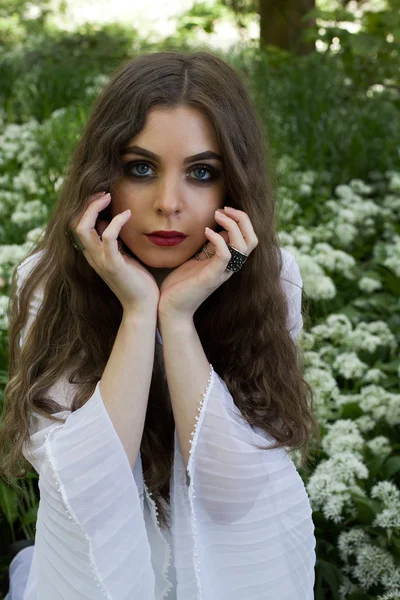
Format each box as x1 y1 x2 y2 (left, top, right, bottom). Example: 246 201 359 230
145 231 187 247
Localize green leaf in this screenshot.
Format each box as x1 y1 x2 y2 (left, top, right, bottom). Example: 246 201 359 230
0 481 20 527
348 592 373 600
19 505 38 527
315 559 343 599
350 493 382 523
338 402 363 419
367 454 388 480
391 535 400 560
382 456 400 479
350 32 384 56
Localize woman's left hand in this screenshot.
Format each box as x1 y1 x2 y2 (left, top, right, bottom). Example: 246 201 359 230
158 206 259 321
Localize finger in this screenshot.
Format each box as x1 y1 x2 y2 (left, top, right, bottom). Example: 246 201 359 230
96 220 125 254
214 210 247 253
95 219 110 238
197 231 228 260
218 208 258 248
100 209 131 260
204 227 232 271
70 192 106 230
75 193 112 251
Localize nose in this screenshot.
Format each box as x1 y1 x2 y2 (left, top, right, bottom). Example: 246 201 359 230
153 176 183 216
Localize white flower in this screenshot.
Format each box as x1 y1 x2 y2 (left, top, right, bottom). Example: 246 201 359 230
311 314 353 343
358 276 382 293
388 171 400 193
366 436 392 456
338 575 360 599
303 350 329 370
12 168 40 195
362 368 387 384
298 183 312 197
335 184 354 201
278 231 294 247
322 420 364 456
353 545 396 591
337 527 372 562
10 200 48 226
383 194 400 213
0 294 10 330
358 385 400 426
51 108 67 119
333 352 368 380
377 587 400 600
290 226 313 250
349 179 374 195
311 242 356 278
304 366 340 421
355 415 377 433
307 452 368 523
298 330 315 350
335 222 358 246
348 321 397 354
383 237 400 277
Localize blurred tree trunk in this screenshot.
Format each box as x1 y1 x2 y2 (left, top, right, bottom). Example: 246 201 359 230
259 0 316 55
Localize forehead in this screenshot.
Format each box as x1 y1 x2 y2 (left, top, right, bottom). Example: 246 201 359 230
127 105 220 152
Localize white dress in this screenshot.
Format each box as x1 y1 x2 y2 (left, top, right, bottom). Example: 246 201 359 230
7 247 315 599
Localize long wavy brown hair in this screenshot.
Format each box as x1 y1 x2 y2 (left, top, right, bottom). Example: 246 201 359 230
0 49 320 531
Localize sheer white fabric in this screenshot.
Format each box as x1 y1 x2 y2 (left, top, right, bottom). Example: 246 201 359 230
12 247 315 599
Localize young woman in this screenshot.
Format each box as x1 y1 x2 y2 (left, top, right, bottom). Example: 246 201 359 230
1 50 320 599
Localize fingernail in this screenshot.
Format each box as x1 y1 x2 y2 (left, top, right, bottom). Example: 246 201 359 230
224 206 234 211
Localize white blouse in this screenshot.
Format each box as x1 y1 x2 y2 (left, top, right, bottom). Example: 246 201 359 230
15 247 315 600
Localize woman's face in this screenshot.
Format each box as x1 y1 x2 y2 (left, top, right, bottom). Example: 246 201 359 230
110 105 225 281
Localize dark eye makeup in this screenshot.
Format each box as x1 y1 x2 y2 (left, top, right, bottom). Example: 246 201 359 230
123 160 221 183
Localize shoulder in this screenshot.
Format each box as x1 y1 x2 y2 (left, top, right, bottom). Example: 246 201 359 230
16 249 46 286
15 249 48 321
279 247 302 289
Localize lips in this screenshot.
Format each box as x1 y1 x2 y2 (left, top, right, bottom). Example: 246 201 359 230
145 234 187 247
149 232 186 238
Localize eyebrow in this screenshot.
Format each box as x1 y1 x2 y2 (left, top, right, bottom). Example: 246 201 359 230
121 145 223 164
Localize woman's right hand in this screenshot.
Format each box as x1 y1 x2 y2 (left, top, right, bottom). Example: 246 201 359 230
71 191 160 314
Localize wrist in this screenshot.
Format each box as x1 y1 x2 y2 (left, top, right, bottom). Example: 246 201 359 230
158 311 194 334
123 303 158 323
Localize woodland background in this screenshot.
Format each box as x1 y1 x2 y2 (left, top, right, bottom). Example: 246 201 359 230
0 0 399 597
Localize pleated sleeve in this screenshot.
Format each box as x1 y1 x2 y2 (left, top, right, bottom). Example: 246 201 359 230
280 248 304 343
15 253 156 600
186 250 316 599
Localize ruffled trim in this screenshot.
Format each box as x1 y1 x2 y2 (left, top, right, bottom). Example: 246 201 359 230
143 482 173 600
186 363 214 600
44 424 111 599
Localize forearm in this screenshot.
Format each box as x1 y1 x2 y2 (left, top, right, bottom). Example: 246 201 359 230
158 315 212 470
100 307 158 471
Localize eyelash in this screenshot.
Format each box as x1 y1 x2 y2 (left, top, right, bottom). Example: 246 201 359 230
123 161 219 183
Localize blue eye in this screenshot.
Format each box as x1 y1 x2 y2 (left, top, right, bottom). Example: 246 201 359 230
127 162 155 177
189 165 215 181
124 161 219 183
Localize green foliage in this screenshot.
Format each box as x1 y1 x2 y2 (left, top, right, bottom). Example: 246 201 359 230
303 0 400 92
241 46 400 183
0 22 145 122
165 1 232 43
0 0 67 47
